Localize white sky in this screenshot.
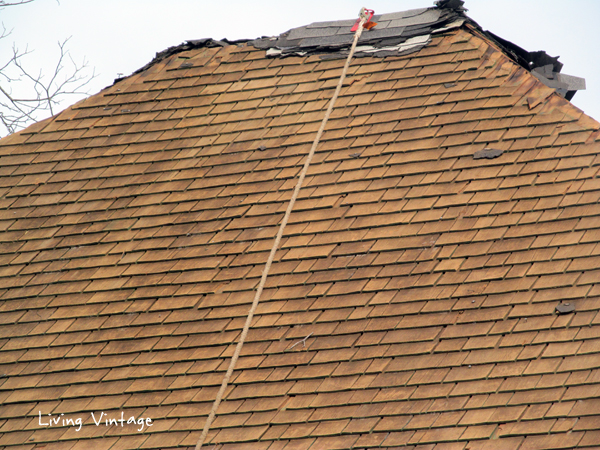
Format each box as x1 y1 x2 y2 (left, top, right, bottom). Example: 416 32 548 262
2 0 599 129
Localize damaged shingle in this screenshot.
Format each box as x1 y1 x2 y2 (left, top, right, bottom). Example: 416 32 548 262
556 302 576 315
249 0 584 100
486 32 585 100
251 6 463 59
532 67 586 100
473 148 504 159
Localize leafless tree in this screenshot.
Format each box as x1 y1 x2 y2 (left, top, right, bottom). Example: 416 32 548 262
0 1 35 5
0 0 96 136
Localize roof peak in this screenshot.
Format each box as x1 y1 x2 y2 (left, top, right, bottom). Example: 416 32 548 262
248 0 584 99
128 0 584 100
252 4 465 59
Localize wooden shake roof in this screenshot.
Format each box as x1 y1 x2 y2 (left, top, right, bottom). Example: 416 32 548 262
0 2 600 449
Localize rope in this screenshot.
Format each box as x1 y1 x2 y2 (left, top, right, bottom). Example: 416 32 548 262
194 11 369 450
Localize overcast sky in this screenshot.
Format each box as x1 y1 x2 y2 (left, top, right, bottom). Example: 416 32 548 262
2 0 599 129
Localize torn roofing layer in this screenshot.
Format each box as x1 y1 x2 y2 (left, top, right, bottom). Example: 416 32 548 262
249 0 585 100
485 30 586 101
251 5 461 58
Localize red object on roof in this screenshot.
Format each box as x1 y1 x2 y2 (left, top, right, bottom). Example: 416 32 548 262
351 8 375 31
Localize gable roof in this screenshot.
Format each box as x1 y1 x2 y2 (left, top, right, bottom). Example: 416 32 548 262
1 2 600 449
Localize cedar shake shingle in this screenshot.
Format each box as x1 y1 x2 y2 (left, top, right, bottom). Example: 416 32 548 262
1 1 599 449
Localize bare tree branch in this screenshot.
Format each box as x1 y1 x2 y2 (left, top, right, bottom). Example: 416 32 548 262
0 1 36 7
0 28 96 135
0 0 90 136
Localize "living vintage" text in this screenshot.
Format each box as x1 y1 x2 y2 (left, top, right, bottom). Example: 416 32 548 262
39 411 153 432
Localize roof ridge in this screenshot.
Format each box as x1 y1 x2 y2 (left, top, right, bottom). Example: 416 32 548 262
251 3 464 59
117 0 584 101
117 38 251 84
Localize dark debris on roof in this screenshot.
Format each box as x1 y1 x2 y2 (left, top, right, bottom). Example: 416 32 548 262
248 1 585 100
251 6 464 59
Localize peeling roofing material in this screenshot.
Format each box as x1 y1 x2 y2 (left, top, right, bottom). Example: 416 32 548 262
1 1 600 449
253 5 461 58
487 31 586 101
253 0 585 100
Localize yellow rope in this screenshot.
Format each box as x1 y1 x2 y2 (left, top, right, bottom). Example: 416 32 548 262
195 11 369 450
